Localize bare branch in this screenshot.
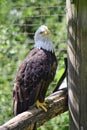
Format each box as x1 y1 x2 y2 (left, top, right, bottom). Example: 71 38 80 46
0 88 68 130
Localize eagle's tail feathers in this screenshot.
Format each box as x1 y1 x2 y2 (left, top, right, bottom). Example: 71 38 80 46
14 99 29 115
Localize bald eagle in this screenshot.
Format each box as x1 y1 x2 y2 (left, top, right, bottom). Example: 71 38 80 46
13 25 57 128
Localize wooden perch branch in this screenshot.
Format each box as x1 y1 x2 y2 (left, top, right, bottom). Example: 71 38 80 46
0 88 68 130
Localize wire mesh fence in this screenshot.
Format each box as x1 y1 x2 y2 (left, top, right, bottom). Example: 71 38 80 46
0 0 68 129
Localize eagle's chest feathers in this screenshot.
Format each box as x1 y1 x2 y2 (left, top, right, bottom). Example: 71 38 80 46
30 48 57 80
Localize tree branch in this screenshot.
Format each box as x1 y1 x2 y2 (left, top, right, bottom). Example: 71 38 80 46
0 88 68 130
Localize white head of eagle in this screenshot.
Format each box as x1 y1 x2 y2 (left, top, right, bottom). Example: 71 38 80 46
34 25 53 52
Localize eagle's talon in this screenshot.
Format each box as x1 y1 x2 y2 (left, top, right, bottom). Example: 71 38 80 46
36 100 47 112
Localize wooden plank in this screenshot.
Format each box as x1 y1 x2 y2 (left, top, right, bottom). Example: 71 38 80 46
66 1 80 130
78 1 87 130
0 88 68 130
66 0 87 130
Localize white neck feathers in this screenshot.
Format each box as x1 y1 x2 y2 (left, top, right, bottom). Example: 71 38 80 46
34 37 53 52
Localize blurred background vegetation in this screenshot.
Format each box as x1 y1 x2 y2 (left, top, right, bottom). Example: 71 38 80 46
0 0 69 129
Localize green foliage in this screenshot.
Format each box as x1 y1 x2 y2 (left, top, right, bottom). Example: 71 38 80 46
39 112 69 130
0 0 68 129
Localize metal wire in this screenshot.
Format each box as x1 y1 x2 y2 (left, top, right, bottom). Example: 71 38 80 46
0 5 66 10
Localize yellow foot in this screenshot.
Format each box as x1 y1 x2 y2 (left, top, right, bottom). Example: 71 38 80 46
36 100 47 112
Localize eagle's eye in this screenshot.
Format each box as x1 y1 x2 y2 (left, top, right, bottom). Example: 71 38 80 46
39 31 44 34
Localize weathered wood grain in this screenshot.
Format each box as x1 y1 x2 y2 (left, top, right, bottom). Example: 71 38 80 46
67 0 87 130
0 88 68 130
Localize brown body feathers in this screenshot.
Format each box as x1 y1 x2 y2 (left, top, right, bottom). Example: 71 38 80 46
13 48 57 115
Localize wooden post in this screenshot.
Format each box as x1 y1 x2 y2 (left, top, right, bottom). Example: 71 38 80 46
66 0 87 130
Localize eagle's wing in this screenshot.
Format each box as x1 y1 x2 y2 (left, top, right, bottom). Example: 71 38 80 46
13 48 57 115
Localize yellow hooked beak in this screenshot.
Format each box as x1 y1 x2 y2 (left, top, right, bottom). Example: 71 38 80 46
43 29 51 36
